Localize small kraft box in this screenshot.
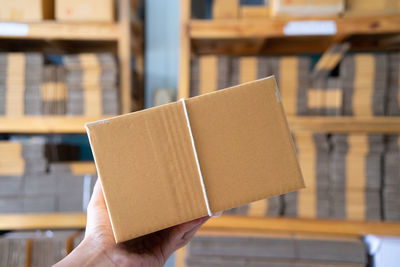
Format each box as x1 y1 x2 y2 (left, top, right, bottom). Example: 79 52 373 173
0 0 54 21
86 77 305 243
271 0 344 17
55 0 114 22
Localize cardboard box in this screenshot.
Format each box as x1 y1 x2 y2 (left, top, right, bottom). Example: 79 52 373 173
271 0 344 17
0 0 54 21
240 6 271 19
86 77 305 242
55 0 114 22
212 0 239 19
345 0 400 16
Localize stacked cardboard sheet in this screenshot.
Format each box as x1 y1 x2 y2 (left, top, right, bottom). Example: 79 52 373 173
284 133 330 218
383 135 400 221
330 134 383 221
307 78 343 116
186 234 367 267
340 53 387 116
190 55 232 97
387 52 400 115
0 138 47 176
0 230 80 267
64 53 119 116
0 53 43 116
41 65 67 115
190 55 311 115
225 195 282 217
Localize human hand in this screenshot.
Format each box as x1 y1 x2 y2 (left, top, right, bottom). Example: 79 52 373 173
54 180 209 267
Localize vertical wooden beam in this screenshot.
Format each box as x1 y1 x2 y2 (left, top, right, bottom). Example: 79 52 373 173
118 0 132 113
178 0 191 99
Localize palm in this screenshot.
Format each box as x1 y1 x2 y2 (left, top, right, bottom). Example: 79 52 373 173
85 181 208 267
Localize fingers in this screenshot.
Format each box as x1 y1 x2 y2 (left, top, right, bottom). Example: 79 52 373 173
88 179 104 210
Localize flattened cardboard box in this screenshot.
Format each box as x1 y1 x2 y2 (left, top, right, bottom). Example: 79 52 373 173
86 77 305 243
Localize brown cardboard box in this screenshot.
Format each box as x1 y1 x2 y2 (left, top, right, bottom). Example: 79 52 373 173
212 0 239 19
86 77 305 242
240 6 271 19
271 0 344 17
345 0 400 16
55 0 114 22
0 0 53 21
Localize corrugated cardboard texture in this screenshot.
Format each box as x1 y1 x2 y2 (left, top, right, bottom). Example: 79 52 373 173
87 77 304 242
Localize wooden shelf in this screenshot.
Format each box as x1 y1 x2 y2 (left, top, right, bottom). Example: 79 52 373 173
0 22 119 40
0 213 86 230
1 116 399 134
287 116 400 133
202 216 400 237
189 16 400 39
0 116 111 133
1 214 399 237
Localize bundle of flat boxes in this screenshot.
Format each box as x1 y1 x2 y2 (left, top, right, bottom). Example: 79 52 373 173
41 65 67 115
0 230 84 267
0 53 43 116
64 53 119 116
283 133 330 219
0 52 120 116
190 55 310 116
330 134 383 221
0 139 96 213
190 52 400 116
224 133 400 222
383 135 400 221
185 234 367 267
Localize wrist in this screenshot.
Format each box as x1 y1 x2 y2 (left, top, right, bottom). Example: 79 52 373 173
54 236 114 267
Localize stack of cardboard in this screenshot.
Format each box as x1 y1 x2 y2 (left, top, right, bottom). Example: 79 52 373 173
0 236 28 266
383 135 400 221
0 230 80 266
262 56 310 116
225 195 282 217
283 133 330 218
0 53 43 116
41 65 67 115
330 134 383 221
190 55 232 97
64 53 119 116
186 234 367 266
307 78 343 116
0 138 96 213
49 162 97 212
0 138 47 176
190 55 310 116
270 0 344 17
345 0 400 16
340 53 387 116
387 52 400 115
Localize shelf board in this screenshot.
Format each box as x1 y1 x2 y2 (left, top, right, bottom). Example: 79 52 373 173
190 16 400 39
201 216 400 237
0 22 119 40
0 116 111 133
1 214 399 237
0 213 86 230
1 116 399 134
287 116 400 133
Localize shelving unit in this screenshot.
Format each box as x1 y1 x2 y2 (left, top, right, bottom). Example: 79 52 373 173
176 0 400 254
0 1 142 231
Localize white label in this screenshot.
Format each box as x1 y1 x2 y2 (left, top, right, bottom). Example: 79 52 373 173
0 23 29 36
284 20 337 36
